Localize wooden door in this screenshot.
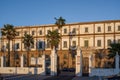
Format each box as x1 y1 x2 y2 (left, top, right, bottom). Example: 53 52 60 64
82 57 89 76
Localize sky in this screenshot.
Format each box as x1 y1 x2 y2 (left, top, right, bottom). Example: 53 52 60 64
0 0 120 27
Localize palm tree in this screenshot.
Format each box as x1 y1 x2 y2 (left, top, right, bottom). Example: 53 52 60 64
22 34 34 67
55 17 66 69
55 16 66 29
108 43 120 58
94 49 105 68
46 30 61 49
1 24 17 66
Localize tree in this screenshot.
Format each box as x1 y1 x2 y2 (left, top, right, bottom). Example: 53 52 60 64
55 16 66 29
108 43 120 58
94 49 105 68
22 34 34 67
46 30 61 49
1 24 17 66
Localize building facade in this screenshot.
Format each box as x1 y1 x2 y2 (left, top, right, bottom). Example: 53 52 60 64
0 20 120 70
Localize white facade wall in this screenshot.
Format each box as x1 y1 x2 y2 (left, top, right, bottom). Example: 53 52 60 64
0 67 44 75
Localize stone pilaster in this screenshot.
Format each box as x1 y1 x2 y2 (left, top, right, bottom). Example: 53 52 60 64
76 47 82 76
21 54 24 67
50 47 57 76
1 56 5 67
42 54 46 75
89 52 93 76
115 52 119 70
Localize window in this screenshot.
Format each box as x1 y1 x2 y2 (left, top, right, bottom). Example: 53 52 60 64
107 39 111 46
108 26 111 31
72 41 76 47
39 30 42 35
16 43 19 49
63 41 67 48
84 40 89 47
16 32 19 36
72 28 76 34
39 42 43 49
47 30 49 34
24 31 27 34
31 42 34 48
118 39 120 43
6 43 8 49
24 44 26 49
64 28 67 34
97 27 101 32
118 26 120 31
97 40 101 47
85 27 88 32
47 40 50 48
32 31 35 35
55 29 58 32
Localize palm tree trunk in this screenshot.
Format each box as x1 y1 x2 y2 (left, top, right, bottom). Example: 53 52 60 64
27 47 29 67
8 39 10 67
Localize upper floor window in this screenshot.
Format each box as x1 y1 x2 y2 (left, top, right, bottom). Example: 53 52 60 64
31 42 34 48
55 29 58 32
16 32 19 36
39 30 42 35
97 27 101 32
118 26 120 31
47 30 49 34
97 40 101 47
72 28 76 34
84 40 89 47
6 43 8 49
39 42 43 49
72 41 76 47
16 43 19 49
63 41 67 48
107 39 111 46
32 31 35 35
46 40 50 48
85 27 88 33
24 31 27 34
108 26 111 31
64 28 67 34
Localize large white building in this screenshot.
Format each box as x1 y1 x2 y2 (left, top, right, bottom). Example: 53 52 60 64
0 20 120 73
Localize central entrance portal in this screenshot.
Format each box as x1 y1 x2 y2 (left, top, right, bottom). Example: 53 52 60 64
82 57 89 76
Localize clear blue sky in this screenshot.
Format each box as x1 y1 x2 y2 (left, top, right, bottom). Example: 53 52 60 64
0 0 120 27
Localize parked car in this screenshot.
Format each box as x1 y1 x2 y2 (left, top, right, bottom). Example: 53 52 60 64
62 68 68 72
69 68 75 72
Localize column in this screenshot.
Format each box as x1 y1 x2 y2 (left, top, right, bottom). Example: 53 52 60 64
89 52 93 76
50 47 57 76
115 52 119 70
76 47 82 76
21 54 24 67
42 54 46 75
0 56 4 67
